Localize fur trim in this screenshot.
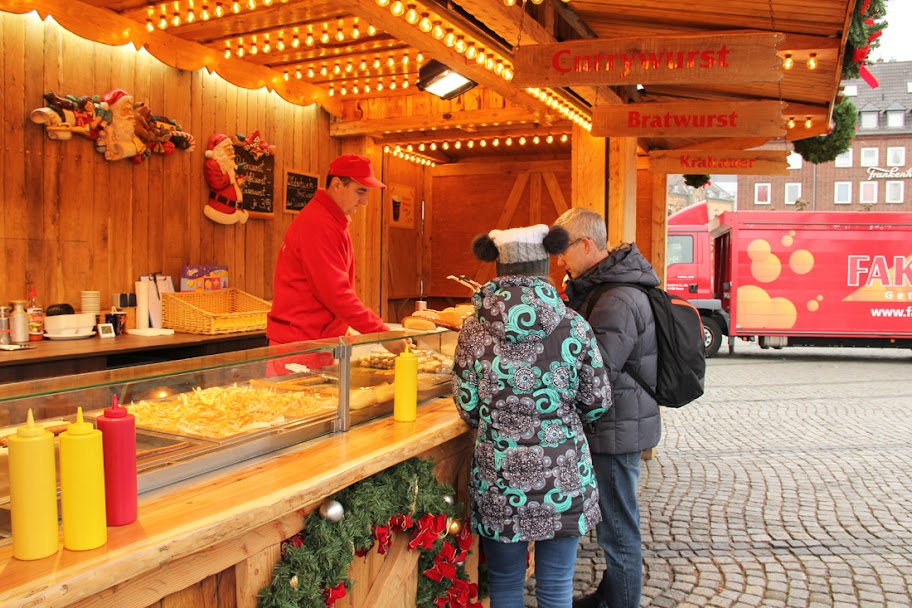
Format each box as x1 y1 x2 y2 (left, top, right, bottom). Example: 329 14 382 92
543 225 570 255
472 233 499 262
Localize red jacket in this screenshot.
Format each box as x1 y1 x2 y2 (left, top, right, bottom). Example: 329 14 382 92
267 189 387 343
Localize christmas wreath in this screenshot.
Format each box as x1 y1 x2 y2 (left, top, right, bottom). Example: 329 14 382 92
792 99 857 165
842 0 887 86
683 174 711 189
258 458 483 608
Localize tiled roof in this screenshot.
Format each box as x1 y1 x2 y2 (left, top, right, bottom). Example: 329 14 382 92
843 60 912 135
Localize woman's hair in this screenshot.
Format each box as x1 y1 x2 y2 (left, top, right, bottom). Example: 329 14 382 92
553 208 608 252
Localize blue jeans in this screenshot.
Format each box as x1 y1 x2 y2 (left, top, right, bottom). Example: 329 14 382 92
593 452 642 608
481 536 580 608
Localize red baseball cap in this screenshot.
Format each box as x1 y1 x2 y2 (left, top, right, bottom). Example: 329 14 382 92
328 154 386 189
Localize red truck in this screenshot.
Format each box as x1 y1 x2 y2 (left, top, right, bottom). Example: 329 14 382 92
666 203 912 356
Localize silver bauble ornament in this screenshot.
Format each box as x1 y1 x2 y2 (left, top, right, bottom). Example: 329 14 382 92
319 499 345 522
443 495 455 505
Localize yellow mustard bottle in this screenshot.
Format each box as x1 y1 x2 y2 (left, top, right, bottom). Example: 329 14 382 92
59 407 107 551
393 343 418 422
8 409 59 560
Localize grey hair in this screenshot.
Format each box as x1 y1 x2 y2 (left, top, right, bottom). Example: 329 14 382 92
553 208 608 252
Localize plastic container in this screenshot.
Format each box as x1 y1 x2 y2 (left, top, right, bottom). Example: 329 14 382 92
0 305 10 345
393 344 418 422
59 407 107 551
8 409 60 560
95 395 138 526
9 300 29 344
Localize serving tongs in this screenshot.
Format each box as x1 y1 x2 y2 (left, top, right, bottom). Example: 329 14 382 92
447 275 482 292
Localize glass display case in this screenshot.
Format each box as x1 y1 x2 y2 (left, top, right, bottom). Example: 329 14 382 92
0 327 456 540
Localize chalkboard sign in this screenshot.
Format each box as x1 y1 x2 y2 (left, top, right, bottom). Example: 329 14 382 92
285 169 320 214
234 145 275 218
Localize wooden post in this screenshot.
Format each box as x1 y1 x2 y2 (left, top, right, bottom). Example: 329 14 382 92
571 124 606 214
343 137 385 319
607 137 638 246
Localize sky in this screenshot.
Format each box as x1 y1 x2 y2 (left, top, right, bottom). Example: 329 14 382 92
871 0 911 61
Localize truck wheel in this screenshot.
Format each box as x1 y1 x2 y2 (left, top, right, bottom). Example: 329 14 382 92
702 317 722 357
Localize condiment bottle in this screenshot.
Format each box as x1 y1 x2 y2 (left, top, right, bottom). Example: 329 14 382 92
393 343 418 422
27 285 44 341
59 407 107 550
95 395 138 526
8 409 59 560
9 300 29 344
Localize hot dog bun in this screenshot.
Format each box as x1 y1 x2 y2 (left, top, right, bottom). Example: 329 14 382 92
403 316 437 331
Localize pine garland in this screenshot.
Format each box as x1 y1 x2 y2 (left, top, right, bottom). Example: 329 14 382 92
683 174 711 189
842 0 887 80
258 458 482 608
792 99 857 164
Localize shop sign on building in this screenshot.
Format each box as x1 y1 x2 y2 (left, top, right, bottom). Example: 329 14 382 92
513 33 782 87
866 167 912 180
648 150 790 175
591 100 786 138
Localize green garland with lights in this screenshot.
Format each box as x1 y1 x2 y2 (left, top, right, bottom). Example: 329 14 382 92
257 458 483 608
792 99 857 165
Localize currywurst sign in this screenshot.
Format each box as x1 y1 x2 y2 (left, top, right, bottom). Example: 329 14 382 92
648 150 791 175
512 33 783 87
592 100 786 138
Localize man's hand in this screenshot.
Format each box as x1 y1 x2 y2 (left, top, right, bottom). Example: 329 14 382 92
383 339 410 355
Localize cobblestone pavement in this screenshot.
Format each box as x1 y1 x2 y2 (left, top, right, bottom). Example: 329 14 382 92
524 343 912 607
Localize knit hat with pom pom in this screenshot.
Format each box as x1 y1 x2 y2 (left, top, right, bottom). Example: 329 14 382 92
471 224 570 277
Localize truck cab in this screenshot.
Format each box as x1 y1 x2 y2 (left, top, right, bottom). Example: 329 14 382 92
666 203 729 356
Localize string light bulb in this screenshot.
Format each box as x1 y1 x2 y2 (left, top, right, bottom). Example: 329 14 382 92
804 117 813 128
465 43 477 60
390 1 405 17
432 21 444 39
405 4 419 24
444 29 456 47
454 36 467 54
807 53 818 70
788 117 796 129
783 53 794 70
418 13 432 32
377 0 390 6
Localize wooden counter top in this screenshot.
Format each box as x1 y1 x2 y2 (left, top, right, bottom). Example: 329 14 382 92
0 399 472 608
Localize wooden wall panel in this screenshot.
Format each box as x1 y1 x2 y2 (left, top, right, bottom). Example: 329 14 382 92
0 12 335 309
428 160 572 299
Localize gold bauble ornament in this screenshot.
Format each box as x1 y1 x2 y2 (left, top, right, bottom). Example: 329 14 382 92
447 517 462 536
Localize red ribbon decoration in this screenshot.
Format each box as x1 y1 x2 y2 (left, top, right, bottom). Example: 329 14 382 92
859 0 871 15
424 541 458 582
389 513 414 532
323 582 347 608
354 540 374 557
454 521 473 563
859 65 880 89
375 525 392 555
409 513 448 550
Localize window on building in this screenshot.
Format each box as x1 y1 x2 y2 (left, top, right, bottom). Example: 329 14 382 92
860 181 878 204
860 148 879 167
887 147 906 167
754 183 771 205
667 235 694 265
834 182 852 204
860 112 879 129
785 183 802 205
787 152 802 170
908 82 912 94
835 149 853 168
844 85 858 96
886 181 905 204
887 110 906 128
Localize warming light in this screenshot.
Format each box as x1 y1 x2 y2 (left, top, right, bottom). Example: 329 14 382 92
417 59 478 100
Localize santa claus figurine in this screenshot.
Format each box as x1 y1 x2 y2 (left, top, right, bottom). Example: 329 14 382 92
204 133 249 225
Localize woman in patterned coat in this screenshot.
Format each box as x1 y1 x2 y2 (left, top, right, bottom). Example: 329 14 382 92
452 224 612 608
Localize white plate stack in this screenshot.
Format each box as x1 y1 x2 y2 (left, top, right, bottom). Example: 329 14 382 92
80 290 101 316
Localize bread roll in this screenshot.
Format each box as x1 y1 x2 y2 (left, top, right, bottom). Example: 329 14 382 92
403 316 437 331
372 382 396 403
411 309 441 320
350 387 378 410
437 310 464 328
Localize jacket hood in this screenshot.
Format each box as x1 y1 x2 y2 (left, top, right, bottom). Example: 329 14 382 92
565 243 661 302
472 275 567 343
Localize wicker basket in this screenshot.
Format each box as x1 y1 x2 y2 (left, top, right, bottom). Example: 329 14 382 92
162 289 271 335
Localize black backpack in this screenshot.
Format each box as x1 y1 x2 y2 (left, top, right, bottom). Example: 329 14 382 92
583 282 705 408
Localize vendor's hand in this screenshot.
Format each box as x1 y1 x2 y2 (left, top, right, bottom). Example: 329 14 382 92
383 339 410 355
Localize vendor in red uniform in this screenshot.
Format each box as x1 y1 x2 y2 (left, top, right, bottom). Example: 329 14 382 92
267 154 404 357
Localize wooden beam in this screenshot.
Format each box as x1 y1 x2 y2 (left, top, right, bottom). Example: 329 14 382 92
330 107 541 138
375 124 573 145
608 137 638 246
345 0 556 122
0 0 342 116
431 159 567 178
571 124 606 216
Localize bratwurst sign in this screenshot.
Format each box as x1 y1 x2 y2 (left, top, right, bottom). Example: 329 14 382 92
512 33 783 87
592 100 786 138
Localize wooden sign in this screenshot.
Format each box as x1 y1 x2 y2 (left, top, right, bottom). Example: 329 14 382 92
284 170 319 214
591 100 786 138
648 150 791 175
234 145 275 218
513 32 783 88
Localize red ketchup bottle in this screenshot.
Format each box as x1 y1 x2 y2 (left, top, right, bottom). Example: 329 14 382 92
95 395 138 526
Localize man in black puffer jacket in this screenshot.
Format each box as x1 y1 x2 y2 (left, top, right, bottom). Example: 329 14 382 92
554 208 661 608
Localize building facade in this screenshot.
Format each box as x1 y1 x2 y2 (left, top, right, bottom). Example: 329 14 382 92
738 60 911 211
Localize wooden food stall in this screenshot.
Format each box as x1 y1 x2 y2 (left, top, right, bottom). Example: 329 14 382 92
0 329 478 608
